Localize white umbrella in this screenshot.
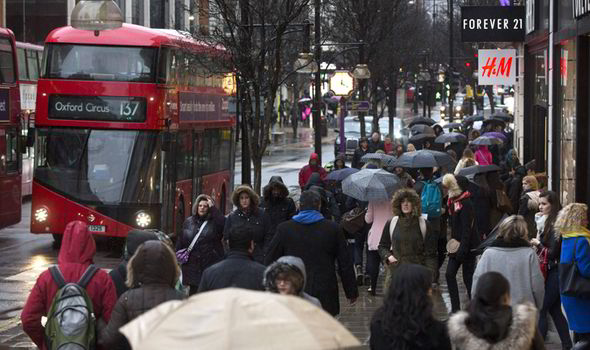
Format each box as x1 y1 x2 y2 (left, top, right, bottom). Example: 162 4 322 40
120 288 361 350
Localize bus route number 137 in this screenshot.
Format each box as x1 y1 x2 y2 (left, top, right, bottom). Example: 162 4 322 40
120 101 140 117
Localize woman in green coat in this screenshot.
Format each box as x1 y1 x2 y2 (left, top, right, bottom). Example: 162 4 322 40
378 188 438 292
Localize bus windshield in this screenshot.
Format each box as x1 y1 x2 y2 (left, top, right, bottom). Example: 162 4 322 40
45 44 156 82
35 128 161 205
0 37 15 83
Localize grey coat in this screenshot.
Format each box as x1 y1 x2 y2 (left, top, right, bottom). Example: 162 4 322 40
472 242 544 310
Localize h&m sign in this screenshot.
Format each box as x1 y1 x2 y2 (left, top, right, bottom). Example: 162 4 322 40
573 0 590 18
478 49 517 86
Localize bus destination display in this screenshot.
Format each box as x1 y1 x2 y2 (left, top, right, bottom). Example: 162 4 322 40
48 95 147 122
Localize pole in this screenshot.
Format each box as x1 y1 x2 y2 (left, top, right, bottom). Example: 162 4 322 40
313 0 322 164
448 0 454 111
358 42 367 137
239 0 251 185
339 97 346 155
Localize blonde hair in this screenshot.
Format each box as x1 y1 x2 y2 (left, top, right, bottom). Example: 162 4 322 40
497 215 529 242
407 144 416 152
522 175 539 190
555 203 588 235
442 174 462 198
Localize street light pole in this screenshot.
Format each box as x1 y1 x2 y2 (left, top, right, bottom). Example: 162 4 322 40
313 0 322 164
448 0 454 110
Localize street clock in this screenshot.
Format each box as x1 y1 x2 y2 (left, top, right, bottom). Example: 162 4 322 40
329 71 355 96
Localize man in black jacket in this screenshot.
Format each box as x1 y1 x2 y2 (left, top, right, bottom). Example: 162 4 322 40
265 191 358 316
198 226 266 292
259 176 297 236
352 137 370 169
368 132 385 153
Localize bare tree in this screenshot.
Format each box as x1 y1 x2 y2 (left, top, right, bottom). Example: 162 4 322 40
191 0 310 193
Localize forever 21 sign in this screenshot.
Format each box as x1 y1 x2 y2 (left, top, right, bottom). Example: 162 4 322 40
461 6 526 42
49 95 147 122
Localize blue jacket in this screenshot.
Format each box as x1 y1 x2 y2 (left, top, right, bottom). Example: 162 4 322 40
560 230 590 332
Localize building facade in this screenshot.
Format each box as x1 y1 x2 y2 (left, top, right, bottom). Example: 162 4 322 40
4 0 210 44
523 0 590 205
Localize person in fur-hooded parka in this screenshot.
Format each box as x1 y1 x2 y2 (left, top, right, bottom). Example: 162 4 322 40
260 176 297 235
176 194 225 295
378 189 437 292
224 185 272 264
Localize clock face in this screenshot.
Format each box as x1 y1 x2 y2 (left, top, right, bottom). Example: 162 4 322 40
330 71 355 96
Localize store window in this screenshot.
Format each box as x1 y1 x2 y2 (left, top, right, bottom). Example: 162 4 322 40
534 51 548 106
558 1 574 31
559 40 577 205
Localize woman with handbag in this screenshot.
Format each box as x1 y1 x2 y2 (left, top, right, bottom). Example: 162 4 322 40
176 194 225 295
555 203 590 347
530 191 572 349
443 174 480 313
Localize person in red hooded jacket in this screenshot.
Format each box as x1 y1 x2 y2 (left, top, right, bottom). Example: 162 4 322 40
21 221 117 350
298 153 327 189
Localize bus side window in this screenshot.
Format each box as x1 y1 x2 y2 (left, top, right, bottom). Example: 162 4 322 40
5 129 19 173
26 49 39 81
17 48 28 80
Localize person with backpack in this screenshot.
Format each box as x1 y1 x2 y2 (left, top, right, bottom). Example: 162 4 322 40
21 221 117 350
378 189 437 294
414 167 445 284
100 241 185 350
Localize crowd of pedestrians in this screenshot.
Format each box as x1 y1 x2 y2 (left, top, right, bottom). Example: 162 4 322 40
19 124 590 350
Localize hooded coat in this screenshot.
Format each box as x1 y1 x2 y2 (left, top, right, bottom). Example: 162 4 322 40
110 230 170 297
265 212 358 316
21 221 117 350
177 194 225 287
223 186 272 263
263 256 322 308
298 153 327 188
506 166 526 214
304 172 341 221
259 176 297 234
475 146 493 166
100 241 185 350
448 303 542 350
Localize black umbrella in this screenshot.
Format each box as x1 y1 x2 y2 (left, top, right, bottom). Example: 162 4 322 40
491 111 513 122
394 150 456 168
442 123 463 129
410 133 436 143
434 132 467 144
463 115 484 123
325 168 359 181
410 124 435 135
457 164 501 177
342 169 401 201
361 153 397 165
482 118 506 128
471 136 503 146
408 117 436 127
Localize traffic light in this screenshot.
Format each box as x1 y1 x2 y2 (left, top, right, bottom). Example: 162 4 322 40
465 62 471 68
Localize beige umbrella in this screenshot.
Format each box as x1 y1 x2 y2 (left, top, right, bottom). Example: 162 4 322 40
120 288 361 350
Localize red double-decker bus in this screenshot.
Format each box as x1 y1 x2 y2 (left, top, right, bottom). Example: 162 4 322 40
31 24 235 241
0 28 22 230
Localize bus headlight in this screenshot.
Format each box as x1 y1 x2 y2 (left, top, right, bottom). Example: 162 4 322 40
135 211 152 228
35 207 49 222
440 106 446 112
455 106 462 112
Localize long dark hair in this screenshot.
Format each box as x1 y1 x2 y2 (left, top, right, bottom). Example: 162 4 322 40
372 264 434 350
540 190 561 245
466 272 512 344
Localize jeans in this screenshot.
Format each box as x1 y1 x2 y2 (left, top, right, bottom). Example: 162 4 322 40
366 250 381 292
445 255 476 312
354 226 368 269
539 268 573 348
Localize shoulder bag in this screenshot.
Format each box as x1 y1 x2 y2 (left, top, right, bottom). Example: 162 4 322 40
176 221 208 265
559 237 590 298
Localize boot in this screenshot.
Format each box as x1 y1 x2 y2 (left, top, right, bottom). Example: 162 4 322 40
355 265 364 286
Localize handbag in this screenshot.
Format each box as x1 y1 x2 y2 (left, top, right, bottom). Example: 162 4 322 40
496 190 513 213
446 238 460 254
340 207 367 234
559 237 590 298
176 221 208 265
538 247 549 280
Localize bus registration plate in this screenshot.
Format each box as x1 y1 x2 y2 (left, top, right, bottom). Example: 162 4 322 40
88 225 106 233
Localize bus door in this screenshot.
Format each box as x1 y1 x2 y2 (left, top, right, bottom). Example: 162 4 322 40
0 127 21 226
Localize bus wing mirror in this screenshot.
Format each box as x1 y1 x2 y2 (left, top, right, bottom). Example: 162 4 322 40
26 128 35 147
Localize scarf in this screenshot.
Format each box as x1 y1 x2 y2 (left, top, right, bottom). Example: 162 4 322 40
534 213 547 237
448 191 471 215
292 210 324 224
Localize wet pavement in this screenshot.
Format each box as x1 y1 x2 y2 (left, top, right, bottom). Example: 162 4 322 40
0 113 565 349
